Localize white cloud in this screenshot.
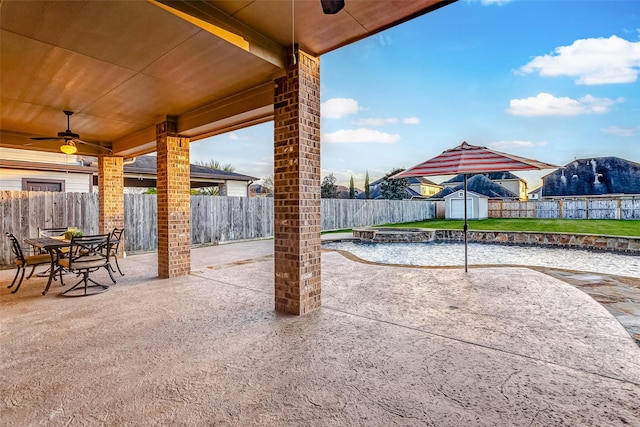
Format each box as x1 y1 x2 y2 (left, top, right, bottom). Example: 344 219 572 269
506 92 621 116
321 98 359 119
377 33 392 46
352 116 420 126
519 35 640 85
489 140 548 150
403 117 420 125
353 118 399 126
601 125 640 137
324 128 400 144
228 132 250 141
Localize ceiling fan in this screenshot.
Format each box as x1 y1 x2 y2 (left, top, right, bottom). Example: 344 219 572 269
321 0 345 14
29 110 111 154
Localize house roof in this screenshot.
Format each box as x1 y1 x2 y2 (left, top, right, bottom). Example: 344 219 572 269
443 189 488 199
542 156 640 197
124 155 256 182
430 174 519 199
441 172 522 184
0 0 454 157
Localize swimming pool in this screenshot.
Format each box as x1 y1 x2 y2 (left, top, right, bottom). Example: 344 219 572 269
322 240 640 278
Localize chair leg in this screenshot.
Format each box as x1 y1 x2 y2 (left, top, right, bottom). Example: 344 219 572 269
61 270 109 297
10 268 26 294
7 267 21 289
114 257 125 276
106 265 117 284
26 265 38 279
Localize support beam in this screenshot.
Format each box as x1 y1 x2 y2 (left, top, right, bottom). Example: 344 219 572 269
152 0 286 68
273 50 322 315
156 117 191 278
98 155 124 251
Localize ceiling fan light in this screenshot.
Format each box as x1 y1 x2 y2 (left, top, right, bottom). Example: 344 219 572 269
60 141 77 155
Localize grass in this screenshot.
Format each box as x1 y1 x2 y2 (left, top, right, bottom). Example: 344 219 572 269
380 218 640 237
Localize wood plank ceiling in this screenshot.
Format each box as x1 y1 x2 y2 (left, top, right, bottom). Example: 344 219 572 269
0 0 454 157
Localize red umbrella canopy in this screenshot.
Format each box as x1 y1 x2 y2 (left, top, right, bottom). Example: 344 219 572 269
393 141 557 178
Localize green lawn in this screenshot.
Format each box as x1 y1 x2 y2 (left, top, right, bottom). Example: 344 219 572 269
380 218 640 237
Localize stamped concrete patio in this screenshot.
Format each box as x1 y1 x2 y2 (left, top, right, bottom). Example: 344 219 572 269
1 239 639 426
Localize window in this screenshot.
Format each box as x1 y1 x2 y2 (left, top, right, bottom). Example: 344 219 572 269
22 179 65 192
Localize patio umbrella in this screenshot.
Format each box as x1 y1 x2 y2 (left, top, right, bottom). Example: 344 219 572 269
393 141 557 272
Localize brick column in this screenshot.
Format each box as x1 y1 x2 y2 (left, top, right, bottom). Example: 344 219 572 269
156 117 191 278
98 155 124 255
273 50 321 315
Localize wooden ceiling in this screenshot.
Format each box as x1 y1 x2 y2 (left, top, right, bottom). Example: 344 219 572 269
0 0 454 157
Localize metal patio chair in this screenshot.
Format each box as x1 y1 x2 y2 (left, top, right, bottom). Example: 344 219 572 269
57 234 115 297
108 227 125 276
5 233 51 294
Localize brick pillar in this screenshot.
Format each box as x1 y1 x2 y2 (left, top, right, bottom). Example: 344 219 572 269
273 50 321 315
156 117 191 278
98 155 124 255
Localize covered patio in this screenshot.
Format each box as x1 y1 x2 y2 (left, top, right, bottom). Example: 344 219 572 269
1 0 454 314
1 241 639 425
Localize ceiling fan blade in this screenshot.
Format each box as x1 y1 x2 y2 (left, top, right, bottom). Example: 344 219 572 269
73 138 112 153
30 136 62 141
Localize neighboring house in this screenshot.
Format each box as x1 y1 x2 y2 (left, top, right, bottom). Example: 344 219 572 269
356 176 434 200
540 157 640 198
0 148 93 192
528 187 542 200
248 183 273 198
408 177 442 198
430 174 519 200
0 149 256 197
440 172 527 200
336 185 362 199
89 155 256 197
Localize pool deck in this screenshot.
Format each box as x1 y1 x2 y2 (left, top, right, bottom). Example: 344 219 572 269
325 232 640 345
1 237 639 426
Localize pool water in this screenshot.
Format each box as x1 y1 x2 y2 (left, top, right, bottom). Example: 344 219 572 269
322 241 640 278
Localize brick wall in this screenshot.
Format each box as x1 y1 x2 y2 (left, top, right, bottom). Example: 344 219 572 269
156 119 191 278
273 50 322 315
98 155 124 251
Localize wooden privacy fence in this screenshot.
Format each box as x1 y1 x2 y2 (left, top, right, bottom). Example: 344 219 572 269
489 198 640 220
322 199 435 230
0 192 435 265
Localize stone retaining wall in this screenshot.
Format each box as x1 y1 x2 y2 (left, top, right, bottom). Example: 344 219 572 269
352 227 640 254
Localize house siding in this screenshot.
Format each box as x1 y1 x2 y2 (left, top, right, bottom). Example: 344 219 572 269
226 180 249 197
0 168 91 192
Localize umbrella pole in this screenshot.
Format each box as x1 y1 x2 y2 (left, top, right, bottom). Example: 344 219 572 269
463 174 468 273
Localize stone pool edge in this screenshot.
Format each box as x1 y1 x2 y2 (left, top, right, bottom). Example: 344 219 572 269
350 227 640 254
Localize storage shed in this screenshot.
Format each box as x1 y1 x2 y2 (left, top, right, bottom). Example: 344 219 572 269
444 190 488 220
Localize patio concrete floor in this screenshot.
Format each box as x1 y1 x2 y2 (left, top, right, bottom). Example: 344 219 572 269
1 239 639 426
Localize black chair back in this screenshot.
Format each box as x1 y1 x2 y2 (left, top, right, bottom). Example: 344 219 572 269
109 227 125 276
66 234 110 269
6 233 25 263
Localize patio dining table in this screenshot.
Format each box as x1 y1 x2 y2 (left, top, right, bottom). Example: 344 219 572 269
23 236 71 295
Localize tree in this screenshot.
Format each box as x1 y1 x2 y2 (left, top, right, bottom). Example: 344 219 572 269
349 175 355 199
321 173 339 198
364 171 370 199
194 159 234 172
380 168 409 200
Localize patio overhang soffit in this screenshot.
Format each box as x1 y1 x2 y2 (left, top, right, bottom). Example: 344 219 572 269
0 0 454 157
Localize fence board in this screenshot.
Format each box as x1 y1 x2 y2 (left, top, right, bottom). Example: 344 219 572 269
1 192 638 265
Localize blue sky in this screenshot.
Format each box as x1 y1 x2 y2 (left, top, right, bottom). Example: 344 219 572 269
190 0 640 190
